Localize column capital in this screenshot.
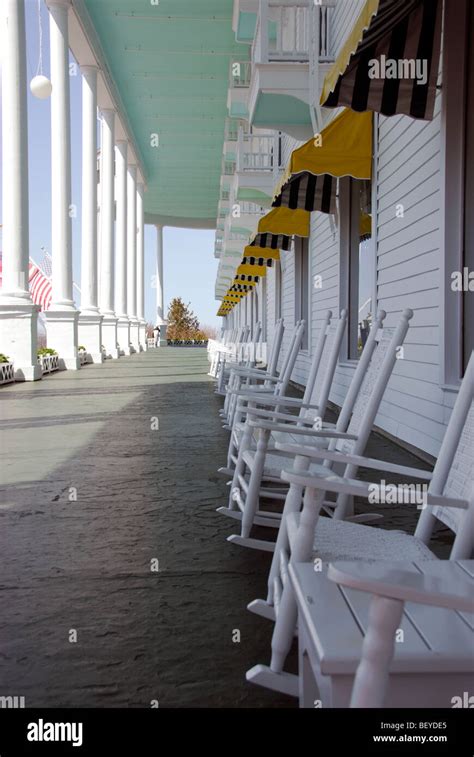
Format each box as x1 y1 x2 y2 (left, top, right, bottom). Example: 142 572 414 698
45 0 72 9
80 64 99 77
99 108 116 125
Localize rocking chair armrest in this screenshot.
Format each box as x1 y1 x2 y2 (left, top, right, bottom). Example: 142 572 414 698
279 469 469 511
273 443 433 481
228 366 270 378
327 562 474 613
238 394 326 411
247 418 357 440
238 407 310 424
227 381 280 397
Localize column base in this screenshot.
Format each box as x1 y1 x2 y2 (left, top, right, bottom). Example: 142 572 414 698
0 299 42 381
101 314 119 359
129 317 140 353
159 323 168 346
78 312 104 364
117 317 131 356
43 308 81 371
138 319 147 351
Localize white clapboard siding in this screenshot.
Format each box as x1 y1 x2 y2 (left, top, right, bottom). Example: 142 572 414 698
330 0 368 57
373 82 447 457
258 8 453 459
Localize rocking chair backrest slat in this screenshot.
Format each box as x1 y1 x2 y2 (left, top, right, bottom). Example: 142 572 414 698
300 310 332 409
415 351 474 555
327 310 387 445
274 320 306 396
335 310 413 458
267 319 285 377
329 311 413 520
301 310 348 423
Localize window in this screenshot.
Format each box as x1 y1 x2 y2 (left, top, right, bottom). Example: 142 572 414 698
261 277 267 340
275 259 283 322
294 237 310 350
463 0 474 370
340 178 373 360
442 0 473 381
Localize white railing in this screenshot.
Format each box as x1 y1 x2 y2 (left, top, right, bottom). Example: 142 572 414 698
0 362 15 385
225 118 240 142
253 1 333 64
228 230 250 241
234 201 266 216
39 354 60 374
236 127 282 173
230 60 252 88
223 158 236 175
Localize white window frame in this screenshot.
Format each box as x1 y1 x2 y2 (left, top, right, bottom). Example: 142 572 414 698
339 176 376 362
294 236 310 352
274 259 282 322
440 0 469 386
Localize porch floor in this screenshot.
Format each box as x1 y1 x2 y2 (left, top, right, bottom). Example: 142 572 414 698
0 348 446 708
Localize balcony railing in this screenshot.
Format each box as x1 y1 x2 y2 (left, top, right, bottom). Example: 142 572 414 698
236 127 283 174
253 0 333 64
233 201 266 216
229 60 252 88
223 158 237 176
224 118 240 142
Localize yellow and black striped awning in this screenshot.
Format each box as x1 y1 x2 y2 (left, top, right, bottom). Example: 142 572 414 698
272 109 373 215
250 232 292 250
320 0 442 121
255 207 311 238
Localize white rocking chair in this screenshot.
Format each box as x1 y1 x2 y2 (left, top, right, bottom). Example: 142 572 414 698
219 319 285 424
217 320 306 455
225 309 410 552
217 309 349 536
246 350 474 698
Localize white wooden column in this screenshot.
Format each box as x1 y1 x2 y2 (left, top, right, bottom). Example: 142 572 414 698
78 65 103 363
115 140 131 355
155 224 167 343
99 108 119 359
0 0 41 380
127 164 140 351
44 0 80 370
136 181 146 350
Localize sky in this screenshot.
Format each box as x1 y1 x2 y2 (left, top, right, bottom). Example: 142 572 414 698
0 0 220 329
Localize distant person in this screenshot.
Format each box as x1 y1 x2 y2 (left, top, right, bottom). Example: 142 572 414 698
153 325 161 347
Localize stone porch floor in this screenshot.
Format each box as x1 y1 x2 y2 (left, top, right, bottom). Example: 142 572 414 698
0 348 445 708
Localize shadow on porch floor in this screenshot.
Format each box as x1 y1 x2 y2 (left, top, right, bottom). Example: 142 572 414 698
0 348 447 707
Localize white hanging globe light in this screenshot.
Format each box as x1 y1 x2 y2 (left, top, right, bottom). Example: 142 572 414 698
30 74 52 99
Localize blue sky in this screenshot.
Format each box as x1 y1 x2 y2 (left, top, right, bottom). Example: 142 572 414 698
0 0 220 329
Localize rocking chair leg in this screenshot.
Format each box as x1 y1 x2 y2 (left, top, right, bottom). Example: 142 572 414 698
269 486 325 672
270 584 299 673
241 428 270 538
228 428 251 511
266 455 310 604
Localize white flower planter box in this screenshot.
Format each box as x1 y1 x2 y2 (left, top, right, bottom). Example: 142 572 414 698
39 355 60 374
0 362 15 385
79 350 88 366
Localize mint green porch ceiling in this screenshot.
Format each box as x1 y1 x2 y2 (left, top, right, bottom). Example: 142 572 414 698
84 0 246 228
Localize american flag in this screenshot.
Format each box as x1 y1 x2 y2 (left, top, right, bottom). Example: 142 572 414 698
0 253 53 311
